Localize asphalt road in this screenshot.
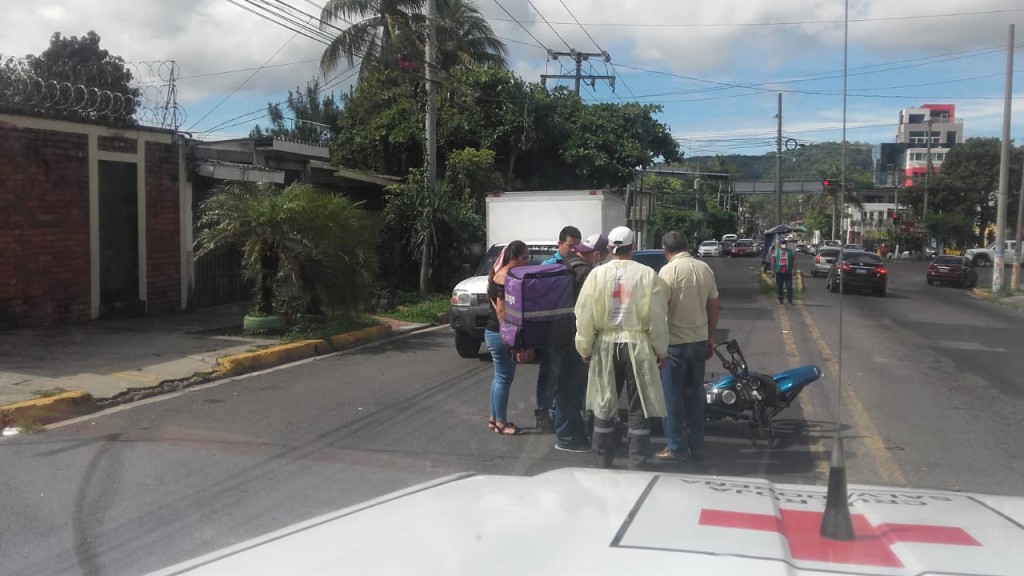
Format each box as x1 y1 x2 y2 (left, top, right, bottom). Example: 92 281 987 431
2 254 1023 575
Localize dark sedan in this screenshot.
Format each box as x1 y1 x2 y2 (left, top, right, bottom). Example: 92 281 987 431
825 250 888 296
632 249 668 272
927 255 977 288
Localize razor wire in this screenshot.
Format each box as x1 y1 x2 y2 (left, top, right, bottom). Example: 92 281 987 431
0 57 184 130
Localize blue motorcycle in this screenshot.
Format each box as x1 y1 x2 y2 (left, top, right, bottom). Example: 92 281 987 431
704 339 823 446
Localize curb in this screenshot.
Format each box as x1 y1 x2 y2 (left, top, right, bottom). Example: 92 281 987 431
1 323 405 430
1 391 97 428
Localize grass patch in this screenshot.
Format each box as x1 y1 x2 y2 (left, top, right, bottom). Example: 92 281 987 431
282 312 381 343
32 387 69 398
17 421 46 434
974 287 1024 311
377 292 449 324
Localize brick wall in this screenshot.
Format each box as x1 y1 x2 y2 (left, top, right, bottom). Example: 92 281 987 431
0 127 91 328
145 141 181 313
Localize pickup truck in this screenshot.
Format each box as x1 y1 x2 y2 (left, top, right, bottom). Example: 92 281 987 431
965 240 1018 267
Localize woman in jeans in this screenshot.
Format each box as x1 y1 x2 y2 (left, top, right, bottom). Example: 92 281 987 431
485 240 530 435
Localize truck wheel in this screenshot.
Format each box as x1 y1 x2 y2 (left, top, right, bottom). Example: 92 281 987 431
972 254 990 267
455 332 481 358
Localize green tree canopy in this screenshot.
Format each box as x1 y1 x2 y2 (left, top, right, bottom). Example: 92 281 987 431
906 137 1023 245
250 79 342 144
1 30 139 125
318 0 506 81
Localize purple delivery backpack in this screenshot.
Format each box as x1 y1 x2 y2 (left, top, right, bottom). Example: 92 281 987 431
501 263 575 349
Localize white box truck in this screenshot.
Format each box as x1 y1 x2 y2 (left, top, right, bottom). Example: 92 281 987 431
449 190 627 357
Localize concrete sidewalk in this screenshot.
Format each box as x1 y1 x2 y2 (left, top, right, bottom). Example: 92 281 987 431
0 303 426 428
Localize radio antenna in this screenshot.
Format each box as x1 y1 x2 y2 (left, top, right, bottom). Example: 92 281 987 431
821 0 855 540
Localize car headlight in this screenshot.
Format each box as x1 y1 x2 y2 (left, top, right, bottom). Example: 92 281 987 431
450 290 472 306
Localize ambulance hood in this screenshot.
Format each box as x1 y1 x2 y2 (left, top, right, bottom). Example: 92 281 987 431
146 467 1024 576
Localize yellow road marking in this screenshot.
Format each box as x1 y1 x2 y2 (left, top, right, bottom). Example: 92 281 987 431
779 306 830 479
794 302 907 487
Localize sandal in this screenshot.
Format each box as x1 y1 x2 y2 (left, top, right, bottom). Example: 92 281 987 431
487 418 498 432
493 421 524 436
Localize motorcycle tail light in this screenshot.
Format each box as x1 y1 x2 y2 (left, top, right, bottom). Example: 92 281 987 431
721 390 738 405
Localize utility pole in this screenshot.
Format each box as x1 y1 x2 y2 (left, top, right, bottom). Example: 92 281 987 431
541 50 614 95
775 93 783 225
1012 155 1024 290
420 0 437 295
994 24 1014 292
425 0 437 183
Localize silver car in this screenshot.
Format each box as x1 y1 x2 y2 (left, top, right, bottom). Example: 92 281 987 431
698 240 721 257
811 247 841 277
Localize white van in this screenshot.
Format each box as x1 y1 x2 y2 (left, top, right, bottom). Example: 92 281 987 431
721 234 738 243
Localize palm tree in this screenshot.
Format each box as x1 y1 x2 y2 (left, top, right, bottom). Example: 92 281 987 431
421 0 507 71
195 182 376 316
319 0 506 80
319 0 421 81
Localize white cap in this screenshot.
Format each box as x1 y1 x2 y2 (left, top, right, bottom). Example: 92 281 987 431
608 226 634 248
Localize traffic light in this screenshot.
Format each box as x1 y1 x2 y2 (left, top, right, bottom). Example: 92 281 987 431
892 211 900 223
822 178 838 190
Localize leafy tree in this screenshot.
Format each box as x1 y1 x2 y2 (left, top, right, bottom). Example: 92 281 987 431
250 79 342 144
382 168 483 294
1 31 139 125
444 147 503 216
563 102 681 189
318 0 506 81
905 138 1023 245
195 182 376 316
332 69 424 174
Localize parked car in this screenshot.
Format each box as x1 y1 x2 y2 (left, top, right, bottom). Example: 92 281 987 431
843 243 865 251
795 242 812 254
825 250 888 296
719 239 736 256
730 239 755 257
697 240 721 257
965 240 1018 267
810 247 841 277
633 249 668 272
926 255 977 288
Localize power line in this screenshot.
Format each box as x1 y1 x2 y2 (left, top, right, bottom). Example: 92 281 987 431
187 17 300 132
488 7 1024 29
491 0 550 53
526 0 572 51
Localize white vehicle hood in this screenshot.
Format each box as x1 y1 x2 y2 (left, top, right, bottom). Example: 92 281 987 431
147 468 1024 576
451 274 488 295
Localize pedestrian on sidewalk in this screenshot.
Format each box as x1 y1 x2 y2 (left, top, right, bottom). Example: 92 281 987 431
656 231 720 463
574 226 669 470
485 240 531 436
772 238 797 305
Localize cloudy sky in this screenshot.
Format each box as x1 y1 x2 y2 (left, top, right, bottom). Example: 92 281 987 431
2 0 1022 157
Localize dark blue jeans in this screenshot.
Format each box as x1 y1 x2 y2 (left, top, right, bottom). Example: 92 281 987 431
535 348 553 419
547 345 587 447
660 341 708 456
775 271 793 303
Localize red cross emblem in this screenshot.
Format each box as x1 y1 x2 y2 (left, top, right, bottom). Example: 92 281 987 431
699 508 981 568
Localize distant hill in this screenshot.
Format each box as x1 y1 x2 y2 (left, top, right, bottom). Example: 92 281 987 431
675 142 874 181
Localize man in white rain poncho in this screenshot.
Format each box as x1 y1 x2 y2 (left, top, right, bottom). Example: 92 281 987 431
574 226 669 470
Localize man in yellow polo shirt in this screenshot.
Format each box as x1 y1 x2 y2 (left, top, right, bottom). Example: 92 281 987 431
655 230 720 462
